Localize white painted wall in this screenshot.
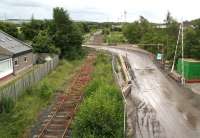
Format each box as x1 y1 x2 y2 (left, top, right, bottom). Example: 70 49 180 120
0 58 13 79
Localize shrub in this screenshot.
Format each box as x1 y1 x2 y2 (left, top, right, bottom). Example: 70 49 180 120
106 32 126 45
72 54 123 138
93 53 108 66
72 92 123 138
0 97 15 113
84 79 100 97
38 82 53 99
26 87 33 95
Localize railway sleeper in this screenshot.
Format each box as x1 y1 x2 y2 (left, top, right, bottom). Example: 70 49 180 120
48 124 66 129
71 86 81 92
61 104 76 109
63 100 78 105
42 135 59 138
44 129 65 136
52 117 71 123
65 96 81 101
59 108 74 113
56 112 71 116
65 95 81 100
68 93 82 96
51 104 75 112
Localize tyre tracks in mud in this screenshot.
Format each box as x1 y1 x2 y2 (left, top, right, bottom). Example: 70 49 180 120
126 79 166 138
135 100 166 138
132 70 166 138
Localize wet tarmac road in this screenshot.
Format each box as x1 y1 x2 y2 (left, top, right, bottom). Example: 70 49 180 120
91 46 200 138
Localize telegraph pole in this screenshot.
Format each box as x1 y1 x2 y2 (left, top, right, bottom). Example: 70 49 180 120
181 22 185 85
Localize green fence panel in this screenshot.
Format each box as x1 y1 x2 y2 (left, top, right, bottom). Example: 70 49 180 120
176 58 200 80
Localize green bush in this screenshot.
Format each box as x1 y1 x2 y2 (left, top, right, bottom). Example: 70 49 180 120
106 32 126 45
38 82 53 99
26 87 34 95
93 53 108 66
72 54 123 138
0 97 15 113
72 93 123 138
102 28 110 35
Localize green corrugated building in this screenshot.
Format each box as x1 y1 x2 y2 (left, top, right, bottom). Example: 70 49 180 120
177 58 200 81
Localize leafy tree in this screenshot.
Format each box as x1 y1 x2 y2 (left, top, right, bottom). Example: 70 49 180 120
122 13 181 60
122 22 142 43
0 22 18 38
184 22 200 59
122 17 154 44
164 12 174 25
139 16 153 33
102 28 110 35
21 17 46 40
75 22 90 34
50 7 83 59
163 12 180 60
32 30 60 54
81 22 90 33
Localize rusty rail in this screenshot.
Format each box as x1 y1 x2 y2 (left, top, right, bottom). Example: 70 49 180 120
36 54 95 138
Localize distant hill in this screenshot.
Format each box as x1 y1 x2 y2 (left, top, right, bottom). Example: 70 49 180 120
0 19 31 24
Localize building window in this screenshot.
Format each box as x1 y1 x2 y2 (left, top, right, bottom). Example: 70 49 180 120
14 59 18 66
24 57 28 62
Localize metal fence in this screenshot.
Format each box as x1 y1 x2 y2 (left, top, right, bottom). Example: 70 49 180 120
0 55 59 101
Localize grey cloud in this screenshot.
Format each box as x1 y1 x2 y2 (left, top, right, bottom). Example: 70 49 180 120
70 9 109 22
72 10 106 16
1 0 43 7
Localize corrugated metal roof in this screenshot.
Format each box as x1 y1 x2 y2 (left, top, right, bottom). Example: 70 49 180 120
0 30 32 55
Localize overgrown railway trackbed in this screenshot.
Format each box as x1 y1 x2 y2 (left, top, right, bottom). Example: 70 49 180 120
36 54 96 138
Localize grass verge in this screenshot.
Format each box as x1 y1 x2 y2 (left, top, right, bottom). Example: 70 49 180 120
105 31 126 45
0 59 84 138
72 53 124 138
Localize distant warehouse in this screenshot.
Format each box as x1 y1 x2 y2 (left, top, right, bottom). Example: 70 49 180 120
0 30 33 79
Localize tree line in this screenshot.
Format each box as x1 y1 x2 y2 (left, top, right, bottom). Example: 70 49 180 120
0 7 86 59
122 12 200 60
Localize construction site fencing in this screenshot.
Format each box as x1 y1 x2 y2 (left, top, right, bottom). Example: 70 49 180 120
0 55 59 102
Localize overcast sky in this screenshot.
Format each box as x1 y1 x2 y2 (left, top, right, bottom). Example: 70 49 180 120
0 0 199 23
